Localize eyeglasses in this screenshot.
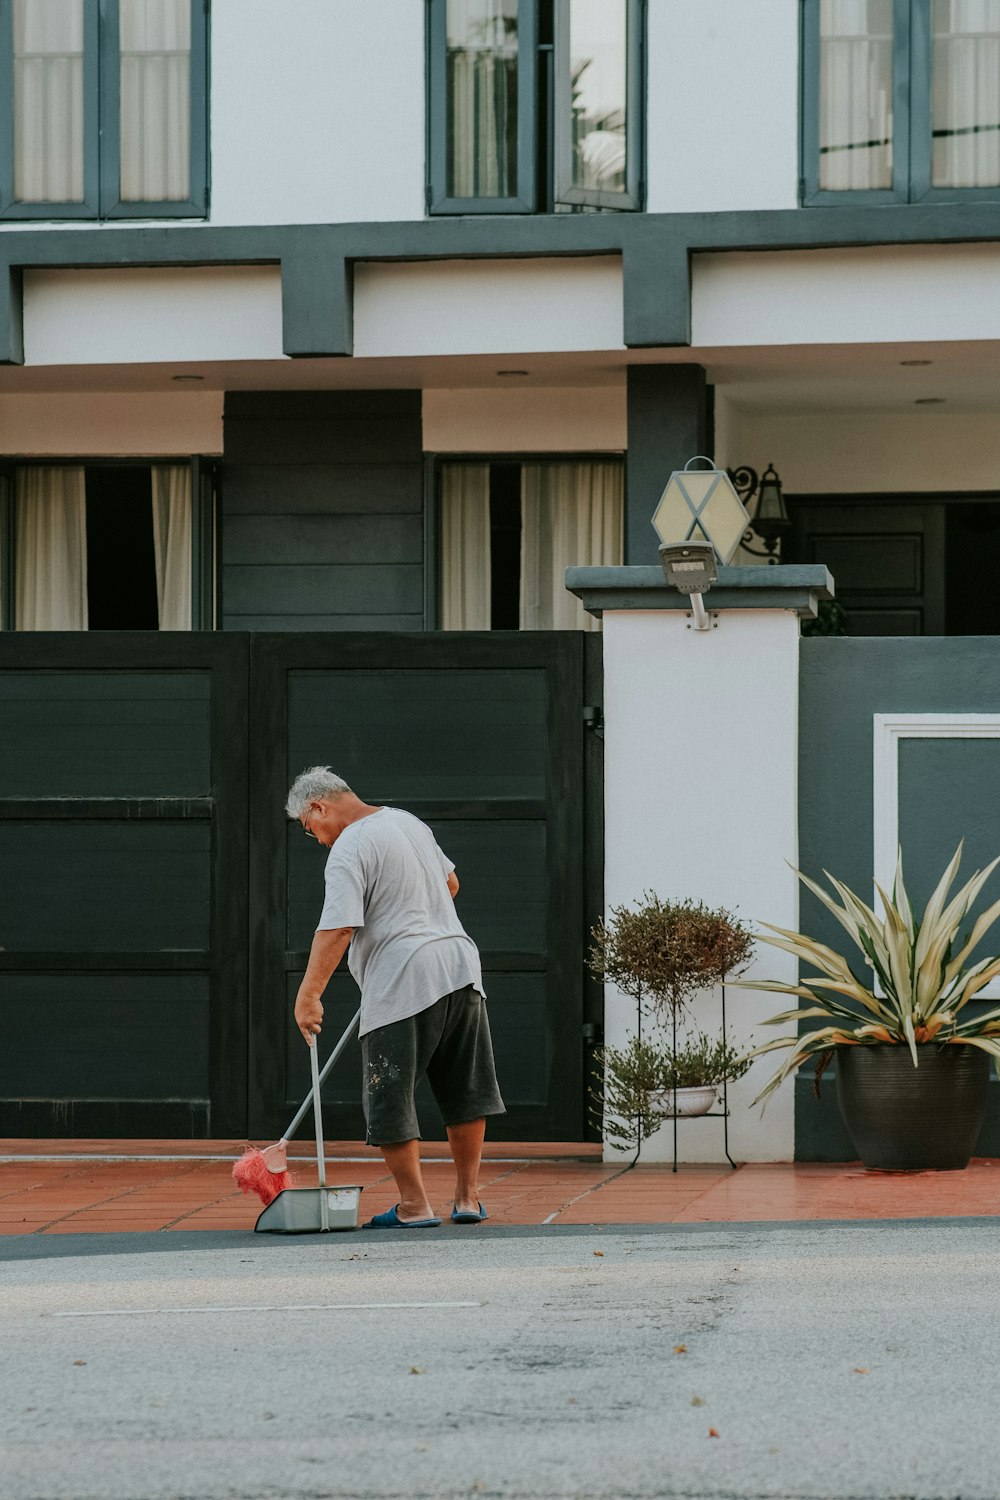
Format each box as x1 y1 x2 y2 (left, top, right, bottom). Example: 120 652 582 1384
301 816 317 840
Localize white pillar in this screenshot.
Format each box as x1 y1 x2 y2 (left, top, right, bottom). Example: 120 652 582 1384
568 566 832 1164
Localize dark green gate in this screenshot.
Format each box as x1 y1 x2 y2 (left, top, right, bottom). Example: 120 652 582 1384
0 631 601 1141
0 634 249 1137
247 632 600 1142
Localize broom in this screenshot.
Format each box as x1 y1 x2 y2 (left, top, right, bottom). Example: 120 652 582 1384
233 1008 361 1206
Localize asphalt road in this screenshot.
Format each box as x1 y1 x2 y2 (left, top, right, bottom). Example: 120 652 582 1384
1 1218 997 1500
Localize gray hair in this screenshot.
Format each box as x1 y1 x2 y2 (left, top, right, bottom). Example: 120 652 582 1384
285 766 353 820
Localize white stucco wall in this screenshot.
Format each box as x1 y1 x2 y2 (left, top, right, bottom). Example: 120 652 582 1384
693 245 1000 347
0 392 223 455
209 0 425 225
21 267 284 365
423 386 626 452
601 608 799 1163
719 407 1000 494
353 258 624 358
645 0 799 213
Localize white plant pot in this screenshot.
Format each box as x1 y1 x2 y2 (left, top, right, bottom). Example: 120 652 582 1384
650 1085 718 1118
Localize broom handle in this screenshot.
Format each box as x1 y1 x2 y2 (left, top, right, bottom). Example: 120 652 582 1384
309 1037 329 1232
281 1008 361 1144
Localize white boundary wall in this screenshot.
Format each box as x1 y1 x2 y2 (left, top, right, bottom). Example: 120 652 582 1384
601 608 799 1162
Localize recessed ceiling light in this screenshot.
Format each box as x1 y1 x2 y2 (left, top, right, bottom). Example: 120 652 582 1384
171 373 205 383
900 359 933 366
496 370 529 377
915 397 945 405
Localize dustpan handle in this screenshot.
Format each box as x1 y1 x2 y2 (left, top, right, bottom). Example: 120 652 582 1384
309 1038 327 1190
283 1008 361 1143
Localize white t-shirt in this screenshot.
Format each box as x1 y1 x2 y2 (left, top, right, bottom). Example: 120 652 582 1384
317 806 485 1038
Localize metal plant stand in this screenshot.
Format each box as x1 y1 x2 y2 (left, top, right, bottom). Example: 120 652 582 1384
669 977 737 1174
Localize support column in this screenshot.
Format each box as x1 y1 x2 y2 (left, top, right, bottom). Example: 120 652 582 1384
566 565 834 1164
625 365 709 565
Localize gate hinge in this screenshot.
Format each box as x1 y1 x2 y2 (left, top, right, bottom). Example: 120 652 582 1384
582 705 604 739
582 1021 603 1044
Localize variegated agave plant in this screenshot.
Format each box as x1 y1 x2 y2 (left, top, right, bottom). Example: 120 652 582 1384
742 844 1000 1108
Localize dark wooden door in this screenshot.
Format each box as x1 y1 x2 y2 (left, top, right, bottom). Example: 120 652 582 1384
789 497 945 635
247 632 595 1142
0 634 249 1137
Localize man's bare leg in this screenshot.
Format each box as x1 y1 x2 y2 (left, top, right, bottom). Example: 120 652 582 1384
447 1116 486 1216
379 1138 436 1222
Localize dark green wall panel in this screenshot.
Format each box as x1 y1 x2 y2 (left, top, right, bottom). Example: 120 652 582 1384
286 669 547 800
223 465 423 517
285 818 547 955
0 822 211 951
0 672 211 796
0 974 210 1097
224 565 423 616
224 515 422 566
221 391 425 630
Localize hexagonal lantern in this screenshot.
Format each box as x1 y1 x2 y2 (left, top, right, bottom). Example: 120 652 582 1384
651 458 750 565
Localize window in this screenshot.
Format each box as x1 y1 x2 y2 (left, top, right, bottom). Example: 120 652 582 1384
0 459 216 630
802 0 1000 203
0 0 208 219
438 457 623 629
427 0 643 214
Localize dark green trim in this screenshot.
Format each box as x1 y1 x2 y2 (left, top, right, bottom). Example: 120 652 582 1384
566 564 835 618
0 466 12 631
625 366 707 563
552 0 644 211
9 203 1000 361
427 0 537 215
190 456 216 630
0 797 212 818
422 454 439 630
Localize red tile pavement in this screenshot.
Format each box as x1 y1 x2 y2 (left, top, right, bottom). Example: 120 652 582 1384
2 1142 1000 1234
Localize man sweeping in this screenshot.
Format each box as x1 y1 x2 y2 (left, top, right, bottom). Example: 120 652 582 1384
285 766 506 1228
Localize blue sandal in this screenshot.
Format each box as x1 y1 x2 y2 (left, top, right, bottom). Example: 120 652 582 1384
450 1201 488 1224
366 1204 442 1229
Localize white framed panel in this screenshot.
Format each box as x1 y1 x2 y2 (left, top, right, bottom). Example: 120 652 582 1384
874 712 1000 1000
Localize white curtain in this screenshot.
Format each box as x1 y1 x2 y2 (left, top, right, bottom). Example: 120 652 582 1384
13 0 85 203
520 462 623 632
819 0 894 190
14 468 88 631
447 0 517 197
440 464 491 630
119 0 190 201
151 465 192 630
932 0 1000 187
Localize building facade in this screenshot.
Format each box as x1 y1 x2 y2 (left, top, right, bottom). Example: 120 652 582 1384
3 0 1000 1150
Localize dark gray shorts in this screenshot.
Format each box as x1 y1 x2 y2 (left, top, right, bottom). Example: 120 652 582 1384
360 985 506 1146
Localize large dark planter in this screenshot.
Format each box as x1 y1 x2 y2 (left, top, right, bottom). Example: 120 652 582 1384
835 1043 990 1170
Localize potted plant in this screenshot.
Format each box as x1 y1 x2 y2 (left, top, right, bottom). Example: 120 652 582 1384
593 1032 752 1151
588 894 754 1155
742 844 1000 1170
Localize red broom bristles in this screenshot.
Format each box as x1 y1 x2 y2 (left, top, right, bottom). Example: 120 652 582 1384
232 1147 294 1207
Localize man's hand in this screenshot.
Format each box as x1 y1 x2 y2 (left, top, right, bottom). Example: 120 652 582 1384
294 992 324 1043
293 927 353 1045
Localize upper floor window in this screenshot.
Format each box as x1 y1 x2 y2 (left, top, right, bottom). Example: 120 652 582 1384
427 0 644 214
0 0 208 219
802 0 1000 203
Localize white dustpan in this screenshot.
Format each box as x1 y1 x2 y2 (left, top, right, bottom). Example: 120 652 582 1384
254 1036 363 1234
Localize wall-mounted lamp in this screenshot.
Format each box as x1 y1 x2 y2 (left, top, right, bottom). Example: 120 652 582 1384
727 463 791 562
652 457 750 632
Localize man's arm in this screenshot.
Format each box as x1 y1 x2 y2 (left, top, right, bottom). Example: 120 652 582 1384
293 926 353 1043
447 871 459 898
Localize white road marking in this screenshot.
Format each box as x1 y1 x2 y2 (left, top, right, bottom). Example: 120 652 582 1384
52 1300 483 1318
